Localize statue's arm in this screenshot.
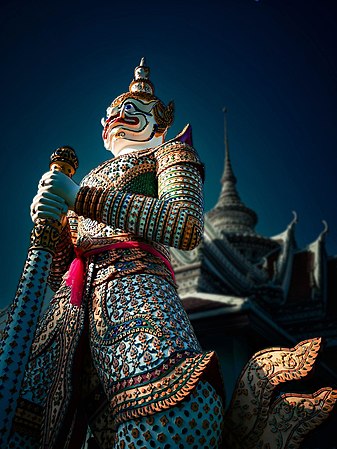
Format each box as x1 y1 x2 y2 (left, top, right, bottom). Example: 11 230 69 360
75 142 204 250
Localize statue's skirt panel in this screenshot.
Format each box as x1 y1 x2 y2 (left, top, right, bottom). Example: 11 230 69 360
18 249 225 447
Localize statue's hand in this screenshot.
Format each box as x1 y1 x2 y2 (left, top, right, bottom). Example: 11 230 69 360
30 190 68 223
39 170 80 209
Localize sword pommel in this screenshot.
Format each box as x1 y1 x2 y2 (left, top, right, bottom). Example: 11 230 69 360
49 146 79 178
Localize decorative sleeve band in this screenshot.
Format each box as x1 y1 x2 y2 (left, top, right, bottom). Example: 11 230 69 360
74 186 110 222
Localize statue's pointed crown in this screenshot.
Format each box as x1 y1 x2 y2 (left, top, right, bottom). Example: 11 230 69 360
110 58 174 134
129 57 155 95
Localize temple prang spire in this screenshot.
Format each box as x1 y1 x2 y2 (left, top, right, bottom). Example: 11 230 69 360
207 109 258 235
220 107 239 194
212 108 251 215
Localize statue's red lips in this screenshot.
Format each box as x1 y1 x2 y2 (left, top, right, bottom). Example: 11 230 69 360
111 116 139 125
103 116 140 139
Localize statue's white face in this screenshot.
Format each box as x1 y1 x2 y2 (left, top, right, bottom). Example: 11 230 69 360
102 98 164 156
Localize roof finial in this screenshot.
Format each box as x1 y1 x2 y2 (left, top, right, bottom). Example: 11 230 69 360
221 107 236 185
318 220 329 242
291 211 298 226
222 106 228 148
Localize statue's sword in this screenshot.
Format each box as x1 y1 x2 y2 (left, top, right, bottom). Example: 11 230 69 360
0 146 78 446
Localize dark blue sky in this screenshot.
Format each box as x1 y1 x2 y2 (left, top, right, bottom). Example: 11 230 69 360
1 0 337 308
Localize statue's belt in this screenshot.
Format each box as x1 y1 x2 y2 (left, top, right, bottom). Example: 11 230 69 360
66 241 175 307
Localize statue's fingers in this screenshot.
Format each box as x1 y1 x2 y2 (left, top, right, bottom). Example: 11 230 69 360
37 200 67 216
31 197 41 216
39 171 54 186
33 206 63 222
38 170 64 189
30 202 36 220
36 189 67 204
43 170 64 182
38 195 67 209
31 196 60 222
34 203 62 213
38 182 62 196
33 212 61 222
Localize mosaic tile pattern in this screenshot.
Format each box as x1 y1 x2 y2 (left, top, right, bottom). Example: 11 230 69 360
0 250 52 446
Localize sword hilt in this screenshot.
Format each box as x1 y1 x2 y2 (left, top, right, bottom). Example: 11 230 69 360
29 146 79 254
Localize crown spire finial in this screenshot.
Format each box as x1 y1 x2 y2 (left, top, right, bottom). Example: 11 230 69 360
129 57 154 95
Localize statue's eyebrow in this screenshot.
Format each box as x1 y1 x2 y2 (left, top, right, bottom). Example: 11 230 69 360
122 100 153 116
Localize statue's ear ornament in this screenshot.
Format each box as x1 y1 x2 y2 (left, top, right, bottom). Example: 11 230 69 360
154 100 175 135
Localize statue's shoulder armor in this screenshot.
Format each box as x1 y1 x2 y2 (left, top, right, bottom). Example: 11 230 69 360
79 157 117 188
88 157 115 176
155 140 205 182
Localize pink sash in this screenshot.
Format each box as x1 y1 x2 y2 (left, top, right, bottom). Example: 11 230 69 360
66 241 175 307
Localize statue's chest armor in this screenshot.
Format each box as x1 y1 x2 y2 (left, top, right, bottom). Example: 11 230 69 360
77 150 158 244
81 150 158 197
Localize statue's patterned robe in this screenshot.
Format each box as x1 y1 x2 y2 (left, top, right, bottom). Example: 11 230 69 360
14 136 225 449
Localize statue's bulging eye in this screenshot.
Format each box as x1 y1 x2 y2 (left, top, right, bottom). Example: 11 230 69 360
124 103 136 113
